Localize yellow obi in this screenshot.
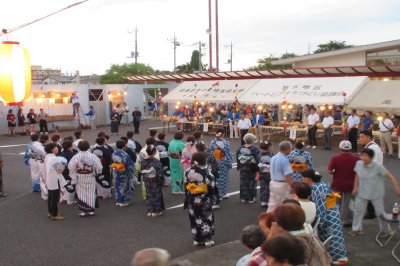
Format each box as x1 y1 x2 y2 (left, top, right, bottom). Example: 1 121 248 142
326 193 341 209
111 163 125 172
186 183 208 194
213 150 225 161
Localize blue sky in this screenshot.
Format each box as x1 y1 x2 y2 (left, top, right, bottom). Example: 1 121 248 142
1 0 399 76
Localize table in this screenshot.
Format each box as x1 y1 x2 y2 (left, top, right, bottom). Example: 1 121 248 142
180 121 229 136
376 214 400 248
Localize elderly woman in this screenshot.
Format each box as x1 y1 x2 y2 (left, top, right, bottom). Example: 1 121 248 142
237 225 266 266
110 107 120 135
349 148 400 237
287 138 313 182
290 180 316 224
236 133 260 203
211 128 232 201
168 131 186 194
273 203 333 266
302 168 347 265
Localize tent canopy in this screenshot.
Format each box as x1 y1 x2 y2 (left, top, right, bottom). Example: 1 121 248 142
161 79 259 103
348 80 400 114
238 76 370 105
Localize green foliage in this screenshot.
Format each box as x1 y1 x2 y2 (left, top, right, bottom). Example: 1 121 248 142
99 63 165 84
313 40 355 54
176 50 208 73
244 53 296 70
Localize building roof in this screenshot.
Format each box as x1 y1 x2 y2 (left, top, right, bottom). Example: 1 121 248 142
122 64 400 82
80 77 100 83
271 39 400 65
43 76 75 82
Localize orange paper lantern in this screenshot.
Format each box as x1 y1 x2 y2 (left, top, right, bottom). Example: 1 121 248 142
36 98 42 106
63 97 69 106
108 94 113 102
50 98 55 107
0 41 31 103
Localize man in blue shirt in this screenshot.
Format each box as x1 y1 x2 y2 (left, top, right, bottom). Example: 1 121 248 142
267 141 293 212
362 111 374 131
69 92 80 118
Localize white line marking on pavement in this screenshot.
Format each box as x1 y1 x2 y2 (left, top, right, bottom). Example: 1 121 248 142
15 143 117 155
0 190 33 207
0 144 30 148
149 126 177 130
167 186 260 210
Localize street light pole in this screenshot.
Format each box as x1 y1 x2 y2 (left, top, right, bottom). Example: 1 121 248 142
199 41 202 72
174 33 176 74
208 0 212 72
215 0 219 72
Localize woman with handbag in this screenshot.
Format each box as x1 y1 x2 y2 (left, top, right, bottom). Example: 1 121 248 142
141 144 165 217
287 138 313 182
236 133 261 203
184 152 217 248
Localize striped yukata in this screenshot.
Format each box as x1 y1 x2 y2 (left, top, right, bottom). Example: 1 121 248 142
210 138 232 198
68 151 103 214
313 181 347 261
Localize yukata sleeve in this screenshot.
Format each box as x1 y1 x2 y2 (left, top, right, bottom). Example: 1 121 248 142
210 140 216 153
24 145 30 169
206 170 216 196
254 146 261 165
211 156 219 179
236 147 241 171
307 152 314 169
68 156 78 184
225 141 233 168
93 155 103 174
155 160 165 185
313 185 328 227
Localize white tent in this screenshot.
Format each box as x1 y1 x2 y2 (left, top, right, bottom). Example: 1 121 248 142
238 76 370 105
161 79 259 103
348 80 400 114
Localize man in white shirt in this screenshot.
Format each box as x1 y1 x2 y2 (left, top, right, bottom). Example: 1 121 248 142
306 107 319 149
238 113 252 145
346 109 360 153
122 103 130 126
252 110 264 143
379 112 394 157
322 110 334 150
359 129 383 219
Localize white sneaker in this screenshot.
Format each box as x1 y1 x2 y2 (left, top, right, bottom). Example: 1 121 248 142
312 146 317 149
306 145 311 148
248 199 256 203
261 201 268 206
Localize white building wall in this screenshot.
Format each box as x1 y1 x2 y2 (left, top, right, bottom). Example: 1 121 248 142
294 51 366 68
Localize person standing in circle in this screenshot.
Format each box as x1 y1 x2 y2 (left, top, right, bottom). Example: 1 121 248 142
7 109 16 137
38 108 49 135
110 107 120 136
132 106 142 134
18 109 26 135
27 109 37 135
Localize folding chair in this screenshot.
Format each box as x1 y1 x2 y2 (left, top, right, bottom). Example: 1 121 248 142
312 216 320 234
323 236 333 249
376 214 400 247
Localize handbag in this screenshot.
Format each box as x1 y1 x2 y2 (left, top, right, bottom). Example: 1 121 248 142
255 172 260 181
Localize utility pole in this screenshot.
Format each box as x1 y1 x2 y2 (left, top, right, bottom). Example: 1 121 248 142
168 34 180 74
199 41 202 72
225 41 234 71
208 0 212 72
308 43 311 55
127 26 139 62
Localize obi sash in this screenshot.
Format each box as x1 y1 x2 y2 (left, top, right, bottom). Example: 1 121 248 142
326 193 341 209
186 183 208 194
111 163 125 172
213 149 225 161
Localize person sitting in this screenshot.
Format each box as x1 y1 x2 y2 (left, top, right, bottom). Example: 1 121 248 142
282 198 313 234
214 109 223 122
131 248 170 266
290 180 316 224
237 225 266 266
272 203 333 266
262 232 305 266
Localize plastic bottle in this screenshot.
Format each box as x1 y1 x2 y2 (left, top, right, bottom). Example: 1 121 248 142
393 203 399 219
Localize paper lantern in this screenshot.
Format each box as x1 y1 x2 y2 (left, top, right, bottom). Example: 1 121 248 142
63 97 69 106
343 92 347 96
0 41 31 103
3 101 9 107
36 98 42 106
49 98 55 107
108 94 113 102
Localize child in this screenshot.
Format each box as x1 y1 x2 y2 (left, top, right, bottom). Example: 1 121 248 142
85 106 96 130
43 142 67 220
127 131 142 154
74 131 83 151
149 129 159 141
193 131 203 145
258 141 275 207
181 136 197 173
184 152 217 247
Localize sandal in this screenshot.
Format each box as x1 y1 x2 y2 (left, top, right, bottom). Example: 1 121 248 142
152 212 162 217
79 212 86 217
193 241 204 247
89 212 95 216
205 241 215 248
0 193 7 197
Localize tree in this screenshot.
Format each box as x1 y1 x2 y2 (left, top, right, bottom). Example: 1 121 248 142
99 63 159 84
189 50 200 71
313 40 355 54
244 53 297 70
176 50 209 73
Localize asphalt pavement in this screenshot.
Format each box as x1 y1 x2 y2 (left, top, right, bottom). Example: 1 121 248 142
0 119 400 265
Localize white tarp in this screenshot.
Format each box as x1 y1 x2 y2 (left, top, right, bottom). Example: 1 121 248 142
238 76 370 105
161 79 259 103
348 80 400 114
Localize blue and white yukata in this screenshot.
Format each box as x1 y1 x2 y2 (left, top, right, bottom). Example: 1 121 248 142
24 141 48 199
112 149 136 205
312 181 347 261
236 145 261 202
287 149 313 182
203 151 220 206
210 138 232 198
258 151 275 204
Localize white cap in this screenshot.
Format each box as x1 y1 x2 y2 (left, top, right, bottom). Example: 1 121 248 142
339 140 352 151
